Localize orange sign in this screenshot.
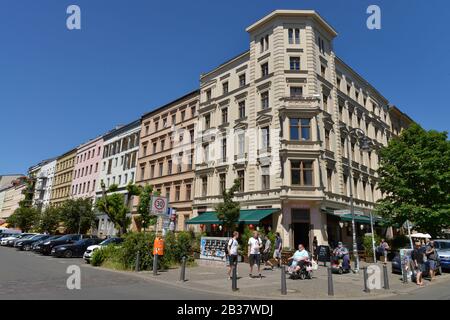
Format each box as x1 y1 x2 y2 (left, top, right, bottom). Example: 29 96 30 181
153 237 164 256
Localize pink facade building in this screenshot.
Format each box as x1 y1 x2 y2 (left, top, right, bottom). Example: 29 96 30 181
71 136 104 199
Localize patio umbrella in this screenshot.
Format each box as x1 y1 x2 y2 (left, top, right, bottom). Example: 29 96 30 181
410 233 431 239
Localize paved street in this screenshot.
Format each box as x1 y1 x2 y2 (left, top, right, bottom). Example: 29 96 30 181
0 247 232 300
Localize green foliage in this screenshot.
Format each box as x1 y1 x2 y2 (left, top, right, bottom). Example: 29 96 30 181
59 198 96 234
90 244 122 267
215 179 241 234
375 124 450 237
7 206 40 232
362 234 381 258
37 206 61 234
96 183 131 235
391 234 410 250
128 183 156 229
239 226 253 255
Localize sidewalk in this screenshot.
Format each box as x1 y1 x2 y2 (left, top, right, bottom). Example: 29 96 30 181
125 260 450 300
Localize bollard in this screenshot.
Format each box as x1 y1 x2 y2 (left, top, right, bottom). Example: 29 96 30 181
363 267 370 293
153 253 159 276
327 267 334 296
383 264 390 290
402 266 408 284
135 251 140 272
232 263 238 291
179 256 187 282
281 265 287 295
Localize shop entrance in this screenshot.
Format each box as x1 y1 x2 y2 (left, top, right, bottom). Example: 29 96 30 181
293 223 310 250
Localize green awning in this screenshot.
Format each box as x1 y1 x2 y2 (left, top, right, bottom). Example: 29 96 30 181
323 208 384 225
186 209 278 225
339 213 372 224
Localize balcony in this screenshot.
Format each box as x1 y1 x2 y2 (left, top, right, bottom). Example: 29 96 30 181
279 96 321 115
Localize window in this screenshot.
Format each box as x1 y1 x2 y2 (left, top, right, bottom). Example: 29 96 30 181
181 110 186 121
186 184 191 200
219 173 226 194
351 143 355 161
188 154 193 170
336 77 341 88
221 107 228 124
290 57 300 70
161 139 165 150
206 89 212 101
175 186 180 201
265 35 269 50
318 37 325 54
150 164 155 178
260 37 264 53
145 125 149 135
221 138 227 161
202 176 208 197
325 129 330 150
261 166 270 190
159 162 163 176
177 155 182 173
261 62 269 77
261 91 269 109
321 65 326 78
289 118 311 141
291 160 313 186
260 35 269 52
343 174 348 196
154 120 159 132
143 145 147 156
238 133 245 156
326 168 333 192
190 129 194 143
172 114 176 125
203 144 209 162
238 101 246 119
237 170 245 192
239 74 246 87
288 28 300 44
152 142 157 154
165 188 171 201
323 94 328 112
205 114 211 129
261 127 270 149
222 81 228 94
347 84 351 96
168 160 172 175
95 163 98 173
162 118 167 128
290 86 303 97
191 105 196 117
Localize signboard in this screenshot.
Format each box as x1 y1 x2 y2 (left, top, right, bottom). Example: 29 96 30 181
334 209 364 216
200 237 229 261
400 249 413 282
316 245 331 264
151 196 168 216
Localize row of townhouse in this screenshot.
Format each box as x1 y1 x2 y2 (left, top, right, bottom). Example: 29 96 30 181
24 10 413 248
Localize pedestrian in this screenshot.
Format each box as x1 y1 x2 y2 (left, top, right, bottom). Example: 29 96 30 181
273 232 282 268
248 231 262 278
227 231 239 280
378 239 390 263
412 241 425 287
425 240 438 281
262 235 274 270
312 236 318 260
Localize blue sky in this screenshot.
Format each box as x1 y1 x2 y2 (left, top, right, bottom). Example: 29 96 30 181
1 0 449 174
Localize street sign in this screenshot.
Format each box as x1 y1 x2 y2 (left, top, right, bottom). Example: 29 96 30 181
151 196 168 216
334 209 365 216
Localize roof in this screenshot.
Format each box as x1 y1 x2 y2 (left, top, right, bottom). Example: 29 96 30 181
246 10 338 36
103 119 141 141
141 89 199 120
200 50 250 80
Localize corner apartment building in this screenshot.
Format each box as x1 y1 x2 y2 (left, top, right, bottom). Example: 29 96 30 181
191 10 412 250
0 177 27 219
95 120 141 236
71 136 103 199
50 149 76 207
135 90 199 231
29 158 57 210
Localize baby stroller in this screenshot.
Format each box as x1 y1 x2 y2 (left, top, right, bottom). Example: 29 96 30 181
287 257 313 280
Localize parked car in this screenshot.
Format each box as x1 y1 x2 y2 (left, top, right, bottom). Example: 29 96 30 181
40 234 97 255
5 233 36 247
33 235 62 252
1 234 21 246
15 234 52 251
14 234 43 249
52 238 102 258
433 239 450 271
83 237 123 263
391 249 442 277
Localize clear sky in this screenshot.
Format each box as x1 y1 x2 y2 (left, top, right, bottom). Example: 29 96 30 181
1 0 449 174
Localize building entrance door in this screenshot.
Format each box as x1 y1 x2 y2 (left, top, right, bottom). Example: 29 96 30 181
293 223 310 250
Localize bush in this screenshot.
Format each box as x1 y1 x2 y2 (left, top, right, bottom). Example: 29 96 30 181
391 234 410 250
121 232 158 270
91 245 122 267
363 234 381 259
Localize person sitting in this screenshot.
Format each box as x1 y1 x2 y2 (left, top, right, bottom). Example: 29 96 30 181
333 242 350 271
288 244 310 273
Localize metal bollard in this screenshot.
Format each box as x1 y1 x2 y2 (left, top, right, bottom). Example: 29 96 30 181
179 256 187 282
402 265 408 284
281 265 287 295
135 251 140 272
363 267 370 293
232 263 238 291
383 264 390 290
327 267 334 296
153 254 159 276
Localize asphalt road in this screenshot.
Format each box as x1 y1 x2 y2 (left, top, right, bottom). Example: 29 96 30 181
0 246 232 300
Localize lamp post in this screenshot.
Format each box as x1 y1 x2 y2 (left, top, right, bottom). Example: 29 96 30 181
343 127 371 273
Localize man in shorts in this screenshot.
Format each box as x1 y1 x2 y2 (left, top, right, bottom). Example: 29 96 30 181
227 231 239 280
273 232 282 268
426 240 438 281
262 234 274 270
412 241 425 286
248 231 262 278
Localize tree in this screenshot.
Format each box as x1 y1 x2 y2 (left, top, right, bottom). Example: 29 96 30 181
38 206 61 234
6 206 40 232
96 183 131 235
375 124 450 237
215 179 241 235
59 198 96 234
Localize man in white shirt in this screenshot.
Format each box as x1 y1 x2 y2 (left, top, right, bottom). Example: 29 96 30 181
248 231 262 278
227 231 239 280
